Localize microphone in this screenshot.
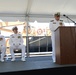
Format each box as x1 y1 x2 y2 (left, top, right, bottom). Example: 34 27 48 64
63 14 66 16
63 14 68 18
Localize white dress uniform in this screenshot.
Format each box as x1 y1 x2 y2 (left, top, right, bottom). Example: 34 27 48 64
9 33 26 61
0 34 6 62
49 19 64 62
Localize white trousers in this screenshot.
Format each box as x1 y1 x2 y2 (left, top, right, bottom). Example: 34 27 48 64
51 32 56 62
0 46 6 60
10 45 26 59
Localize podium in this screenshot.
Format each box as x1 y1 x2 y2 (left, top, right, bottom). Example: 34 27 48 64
55 26 76 64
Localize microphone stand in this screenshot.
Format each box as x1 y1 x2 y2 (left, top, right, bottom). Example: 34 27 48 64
63 15 76 25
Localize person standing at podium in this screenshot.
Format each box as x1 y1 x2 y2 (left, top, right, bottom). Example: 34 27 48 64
49 12 64 62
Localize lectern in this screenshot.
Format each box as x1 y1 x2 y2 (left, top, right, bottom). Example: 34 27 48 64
55 26 76 64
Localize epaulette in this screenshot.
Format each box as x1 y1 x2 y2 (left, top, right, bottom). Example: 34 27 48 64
1 35 3 37
50 20 54 22
18 33 21 35
60 20 63 22
10 34 13 36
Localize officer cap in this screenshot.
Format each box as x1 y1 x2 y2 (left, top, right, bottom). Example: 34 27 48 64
54 12 60 17
12 26 18 31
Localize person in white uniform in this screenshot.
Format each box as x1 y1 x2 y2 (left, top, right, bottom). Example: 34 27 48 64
0 31 6 62
9 26 26 61
49 12 65 62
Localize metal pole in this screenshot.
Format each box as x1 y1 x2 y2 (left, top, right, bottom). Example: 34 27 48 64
26 15 29 57
39 36 40 52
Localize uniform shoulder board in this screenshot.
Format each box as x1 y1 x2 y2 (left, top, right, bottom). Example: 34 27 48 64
1 35 3 37
0 35 4 37
10 34 13 36
50 20 54 22
18 33 21 35
60 20 63 22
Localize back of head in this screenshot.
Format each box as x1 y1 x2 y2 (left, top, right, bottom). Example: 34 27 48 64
12 26 18 31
